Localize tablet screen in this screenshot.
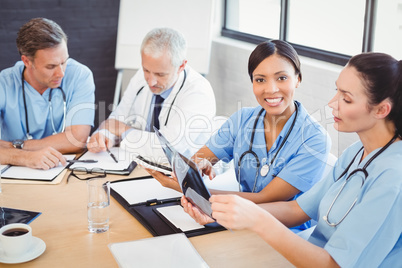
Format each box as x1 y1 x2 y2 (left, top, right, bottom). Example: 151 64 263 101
154 127 175 166
173 152 213 218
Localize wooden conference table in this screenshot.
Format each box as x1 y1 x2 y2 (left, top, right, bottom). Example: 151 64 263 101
1 167 294 267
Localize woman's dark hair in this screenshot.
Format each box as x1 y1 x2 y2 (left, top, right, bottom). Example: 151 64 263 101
347 52 402 136
16 18 67 58
248 39 302 82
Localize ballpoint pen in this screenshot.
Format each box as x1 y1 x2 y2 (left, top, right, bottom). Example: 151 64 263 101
106 148 119 163
67 159 98 163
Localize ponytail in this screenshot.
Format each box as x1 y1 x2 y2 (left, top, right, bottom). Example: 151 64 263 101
348 53 402 137
395 60 402 137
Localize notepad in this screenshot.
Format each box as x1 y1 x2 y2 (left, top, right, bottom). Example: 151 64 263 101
1 155 75 181
156 205 205 232
108 233 209 268
110 177 182 205
68 147 136 175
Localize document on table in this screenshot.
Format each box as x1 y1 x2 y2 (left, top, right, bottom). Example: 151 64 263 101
110 178 182 205
108 233 209 268
1 155 75 181
156 205 205 232
68 147 136 175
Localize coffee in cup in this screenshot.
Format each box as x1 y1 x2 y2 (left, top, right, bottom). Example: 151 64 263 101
0 223 33 258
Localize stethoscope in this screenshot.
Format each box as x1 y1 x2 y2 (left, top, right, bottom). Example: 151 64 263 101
131 69 187 128
21 67 66 139
323 132 398 227
237 102 299 192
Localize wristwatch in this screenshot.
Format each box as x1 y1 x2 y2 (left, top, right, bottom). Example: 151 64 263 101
12 139 25 149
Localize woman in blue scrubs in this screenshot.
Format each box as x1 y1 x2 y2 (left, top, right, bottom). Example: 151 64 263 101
148 40 331 232
193 52 402 267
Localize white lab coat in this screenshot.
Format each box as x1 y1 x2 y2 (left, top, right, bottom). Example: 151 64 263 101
110 65 216 163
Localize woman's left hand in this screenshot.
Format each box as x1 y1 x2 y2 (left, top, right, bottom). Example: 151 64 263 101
144 168 182 193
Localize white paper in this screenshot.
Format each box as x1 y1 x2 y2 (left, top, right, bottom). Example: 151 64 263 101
203 166 239 192
156 205 205 232
109 233 209 268
1 155 75 181
69 147 132 171
110 178 182 205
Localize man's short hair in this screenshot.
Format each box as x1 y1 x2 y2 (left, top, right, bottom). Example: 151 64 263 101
16 17 68 58
140 27 187 68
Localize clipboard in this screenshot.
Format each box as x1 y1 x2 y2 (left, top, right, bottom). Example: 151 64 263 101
1 155 75 182
110 177 225 237
68 148 137 175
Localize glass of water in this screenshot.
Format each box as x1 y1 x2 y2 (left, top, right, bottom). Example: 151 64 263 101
87 178 110 233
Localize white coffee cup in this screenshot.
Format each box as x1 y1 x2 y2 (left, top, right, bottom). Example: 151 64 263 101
0 223 33 258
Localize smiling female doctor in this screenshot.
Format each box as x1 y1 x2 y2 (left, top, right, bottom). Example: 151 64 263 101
192 52 402 267
147 40 331 232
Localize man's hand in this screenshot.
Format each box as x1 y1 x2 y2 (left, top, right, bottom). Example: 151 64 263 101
87 132 112 153
24 146 67 170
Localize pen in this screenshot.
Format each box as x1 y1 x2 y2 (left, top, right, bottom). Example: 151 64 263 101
67 159 98 163
146 197 181 206
106 148 118 163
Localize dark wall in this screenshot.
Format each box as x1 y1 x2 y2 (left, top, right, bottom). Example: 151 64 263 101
0 0 120 130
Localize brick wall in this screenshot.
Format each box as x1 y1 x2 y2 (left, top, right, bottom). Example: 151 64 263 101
0 0 120 130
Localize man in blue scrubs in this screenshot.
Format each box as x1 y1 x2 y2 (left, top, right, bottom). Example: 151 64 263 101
0 18 95 170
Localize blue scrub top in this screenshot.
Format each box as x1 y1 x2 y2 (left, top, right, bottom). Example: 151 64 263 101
0 60 95 141
206 101 331 231
297 140 402 267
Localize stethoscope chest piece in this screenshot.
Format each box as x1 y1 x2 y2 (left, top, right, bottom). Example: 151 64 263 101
260 164 269 177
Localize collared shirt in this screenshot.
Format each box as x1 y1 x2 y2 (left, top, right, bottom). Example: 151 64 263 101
145 87 173 131
207 101 330 193
110 65 216 161
0 60 95 141
297 140 402 268
206 101 331 231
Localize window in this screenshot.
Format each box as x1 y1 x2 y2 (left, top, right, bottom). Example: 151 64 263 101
373 0 402 59
287 0 365 56
226 0 281 39
223 0 401 65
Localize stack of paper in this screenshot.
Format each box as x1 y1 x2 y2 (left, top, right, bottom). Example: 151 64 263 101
109 233 209 268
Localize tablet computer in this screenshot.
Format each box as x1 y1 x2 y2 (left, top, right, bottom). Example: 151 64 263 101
172 152 213 218
132 154 172 173
154 127 175 165
131 127 175 173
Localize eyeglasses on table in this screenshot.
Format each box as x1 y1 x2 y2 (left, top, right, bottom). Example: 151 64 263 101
67 167 106 183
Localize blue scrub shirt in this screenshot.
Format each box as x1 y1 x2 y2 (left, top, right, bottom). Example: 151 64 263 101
0 60 95 141
297 141 402 267
206 101 331 231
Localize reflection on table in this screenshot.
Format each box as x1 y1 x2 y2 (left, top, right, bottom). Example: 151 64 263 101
0 166 294 267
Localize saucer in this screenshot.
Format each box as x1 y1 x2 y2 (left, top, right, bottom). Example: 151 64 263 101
0 236 46 264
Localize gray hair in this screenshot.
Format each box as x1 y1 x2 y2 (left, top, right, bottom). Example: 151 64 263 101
16 18 67 58
140 28 187 68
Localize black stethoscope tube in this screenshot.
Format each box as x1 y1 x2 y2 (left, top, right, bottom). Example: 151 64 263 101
237 102 299 192
21 67 66 139
323 132 398 227
135 69 187 127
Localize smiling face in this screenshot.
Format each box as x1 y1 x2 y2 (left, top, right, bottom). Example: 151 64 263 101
141 51 185 95
252 54 300 119
22 39 69 94
328 65 378 134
